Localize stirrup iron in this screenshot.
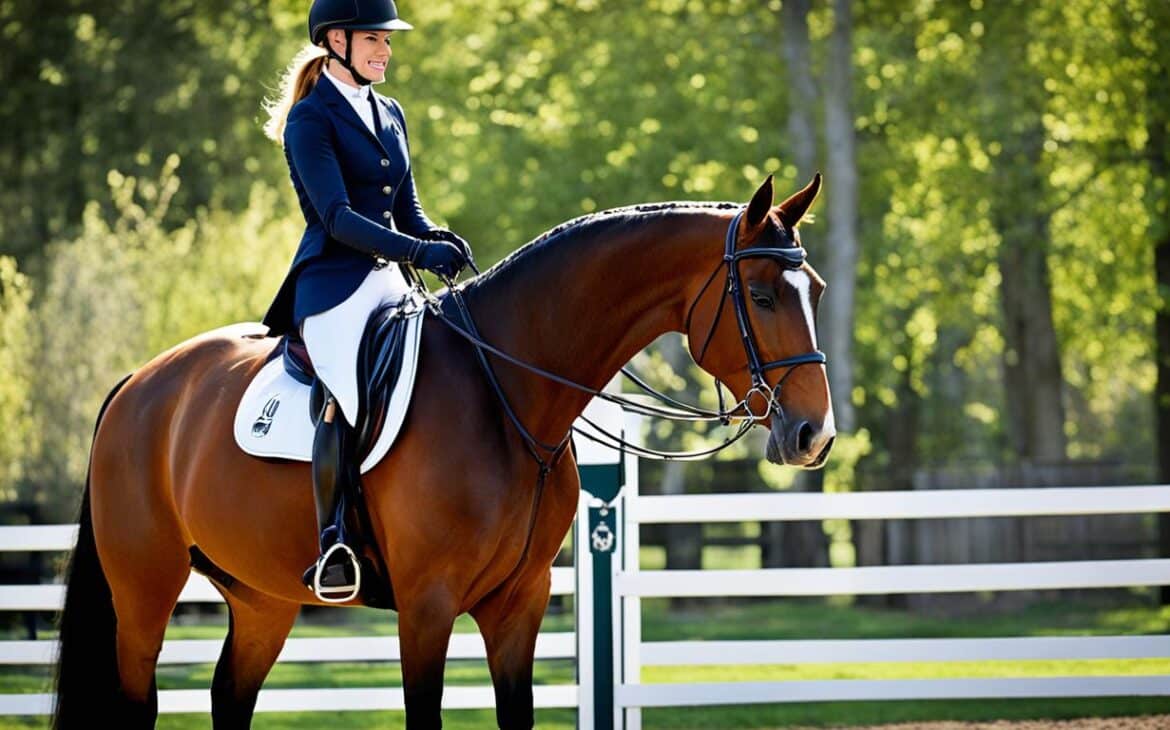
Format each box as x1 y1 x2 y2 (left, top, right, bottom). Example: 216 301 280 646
311 542 362 604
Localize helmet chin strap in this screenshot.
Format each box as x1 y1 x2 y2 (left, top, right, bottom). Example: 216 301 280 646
326 29 374 86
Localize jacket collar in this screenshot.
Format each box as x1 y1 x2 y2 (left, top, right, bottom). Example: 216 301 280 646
313 74 390 157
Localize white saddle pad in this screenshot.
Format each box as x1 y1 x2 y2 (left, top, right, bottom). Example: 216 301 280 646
233 302 426 474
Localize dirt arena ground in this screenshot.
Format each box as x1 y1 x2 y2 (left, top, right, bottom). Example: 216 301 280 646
842 718 1169 730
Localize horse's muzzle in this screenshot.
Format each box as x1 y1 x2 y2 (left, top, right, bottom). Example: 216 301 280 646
766 414 835 469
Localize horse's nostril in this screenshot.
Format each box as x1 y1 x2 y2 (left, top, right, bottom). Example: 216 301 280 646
796 421 814 453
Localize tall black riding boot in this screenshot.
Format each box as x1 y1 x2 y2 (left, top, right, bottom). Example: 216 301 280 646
303 395 361 601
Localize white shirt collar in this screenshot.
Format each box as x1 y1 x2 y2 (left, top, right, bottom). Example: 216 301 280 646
321 64 372 103
320 63 389 138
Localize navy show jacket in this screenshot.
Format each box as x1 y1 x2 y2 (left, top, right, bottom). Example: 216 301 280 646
262 76 435 336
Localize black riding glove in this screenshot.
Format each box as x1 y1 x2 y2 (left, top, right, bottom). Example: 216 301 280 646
424 228 475 269
411 239 468 279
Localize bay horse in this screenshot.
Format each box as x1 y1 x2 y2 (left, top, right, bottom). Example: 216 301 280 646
52 174 835 729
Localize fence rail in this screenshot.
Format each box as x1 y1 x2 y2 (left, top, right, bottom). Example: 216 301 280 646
616 677 1170 708
641 635 1170 665
0 685 581 716
0 560 575 612
0 631 578 666
629 485 1170 523
616 559 1170 597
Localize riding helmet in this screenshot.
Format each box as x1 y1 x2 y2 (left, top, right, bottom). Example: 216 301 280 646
308 0 413 45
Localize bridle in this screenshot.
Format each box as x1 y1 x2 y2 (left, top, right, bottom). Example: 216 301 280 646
684 209 827 422
428 207 828 463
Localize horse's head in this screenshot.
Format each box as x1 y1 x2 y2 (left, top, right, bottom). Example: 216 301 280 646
685 175 835 468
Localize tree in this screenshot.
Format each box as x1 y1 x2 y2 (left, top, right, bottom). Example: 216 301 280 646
782 0 817 181
981 3 1066 463
0 257 36 503
1143 0 1170 602
0 0 297 265
823 0 860 435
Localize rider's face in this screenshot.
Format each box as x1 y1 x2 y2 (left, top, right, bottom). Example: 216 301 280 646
326 29 392 85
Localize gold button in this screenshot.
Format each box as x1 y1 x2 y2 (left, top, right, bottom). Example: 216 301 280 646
382 211 392 220
380 159 390 167
382 185 392 195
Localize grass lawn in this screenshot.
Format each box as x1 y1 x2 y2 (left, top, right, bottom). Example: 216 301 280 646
1 596 1167 728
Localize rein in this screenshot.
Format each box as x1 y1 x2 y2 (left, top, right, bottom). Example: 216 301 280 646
427 208 827 462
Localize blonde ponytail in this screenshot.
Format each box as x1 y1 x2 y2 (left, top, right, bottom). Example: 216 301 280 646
263 44 329 144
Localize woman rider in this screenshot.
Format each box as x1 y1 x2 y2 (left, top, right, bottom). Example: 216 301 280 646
262 0 470 598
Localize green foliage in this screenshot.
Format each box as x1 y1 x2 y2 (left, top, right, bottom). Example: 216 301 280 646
390 0 801 261
0 0 298 261
24 161 298 518
2 0 1169 513
0 258 36 502
850 0 1164 469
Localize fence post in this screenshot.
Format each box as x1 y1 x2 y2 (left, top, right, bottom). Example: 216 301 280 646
619 413 643 730
578 460 623 730
575 398 627 730
575 490 595 730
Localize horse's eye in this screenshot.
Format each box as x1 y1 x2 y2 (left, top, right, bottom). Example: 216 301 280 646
750 292 775 310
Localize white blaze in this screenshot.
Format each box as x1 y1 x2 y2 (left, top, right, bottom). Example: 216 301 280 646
782 270 817 349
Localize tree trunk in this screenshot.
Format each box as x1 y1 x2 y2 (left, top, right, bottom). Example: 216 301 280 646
1157 228 1170 605
984 12 1066 464
1146 1 1170 604
823 0 859 433
782 0 817 181
774 0 830 570
993 122 1066 463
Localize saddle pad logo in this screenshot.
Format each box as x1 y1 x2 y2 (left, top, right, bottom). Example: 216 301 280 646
252 396 280 438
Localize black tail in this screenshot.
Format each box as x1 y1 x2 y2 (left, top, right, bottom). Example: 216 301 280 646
52 373 134 729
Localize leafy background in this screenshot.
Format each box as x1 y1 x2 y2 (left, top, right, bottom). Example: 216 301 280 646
1 0 1168 525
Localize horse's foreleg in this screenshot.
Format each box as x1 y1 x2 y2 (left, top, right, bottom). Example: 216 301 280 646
397 586 459 730
470 569 551 730
210 584 299 729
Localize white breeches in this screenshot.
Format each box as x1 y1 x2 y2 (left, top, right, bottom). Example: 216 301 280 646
301 264 412 427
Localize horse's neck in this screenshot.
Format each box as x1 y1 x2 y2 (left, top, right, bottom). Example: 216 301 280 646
466 209 729 446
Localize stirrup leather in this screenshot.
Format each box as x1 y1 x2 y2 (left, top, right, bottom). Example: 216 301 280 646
310 542 362 603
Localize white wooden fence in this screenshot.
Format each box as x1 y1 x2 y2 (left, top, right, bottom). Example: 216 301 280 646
0 524 581 716
605 479 1170 729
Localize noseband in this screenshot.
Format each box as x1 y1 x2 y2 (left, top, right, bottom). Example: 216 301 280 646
686 210 827 420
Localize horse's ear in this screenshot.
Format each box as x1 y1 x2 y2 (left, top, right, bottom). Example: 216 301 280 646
777 173 822 230
745 175 775 230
